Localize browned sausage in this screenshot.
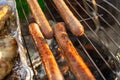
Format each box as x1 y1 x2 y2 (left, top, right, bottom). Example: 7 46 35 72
29 23 64 80
53 22 95 80
53 0 84 36
27 0 53 39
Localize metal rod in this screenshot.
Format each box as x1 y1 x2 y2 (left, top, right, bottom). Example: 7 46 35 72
87 0 120 27
43 0 57 22
49 0 58 12
65 0 99 38
19 0 38 79
82 1 120 49
76 37 106 80
103 0 120 13
81 0 120 57
84 0 100 32
84 34 116 74
74 0 101 32
75 0 120 38
100 27 120 48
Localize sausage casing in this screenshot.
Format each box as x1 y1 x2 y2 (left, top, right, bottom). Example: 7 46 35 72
27 0 53 39
29 23 64 80
53 0 84 36
53 22 95 80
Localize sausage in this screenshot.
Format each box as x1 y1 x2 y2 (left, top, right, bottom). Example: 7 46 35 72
53 0 84 36
27 0 53 39
53 22 95 80
29 23 64 80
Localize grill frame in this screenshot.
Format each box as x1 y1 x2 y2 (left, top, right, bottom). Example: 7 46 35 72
18 0 120 80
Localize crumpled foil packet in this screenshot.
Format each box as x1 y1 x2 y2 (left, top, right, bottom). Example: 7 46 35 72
0 0 33 80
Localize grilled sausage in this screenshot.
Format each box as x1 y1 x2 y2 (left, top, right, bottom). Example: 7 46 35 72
53 22 95 80
53 0 84 36
27 0 53 39
29 23 64 80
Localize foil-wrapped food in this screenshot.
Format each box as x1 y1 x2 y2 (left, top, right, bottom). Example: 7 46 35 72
0 0 33 80
0 5 12 31
0 35 18 80
0 4 17 80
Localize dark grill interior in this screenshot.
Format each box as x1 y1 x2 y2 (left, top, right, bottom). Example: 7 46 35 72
17 0 120 80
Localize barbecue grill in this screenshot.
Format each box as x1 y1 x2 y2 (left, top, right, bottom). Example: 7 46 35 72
10 0 120 80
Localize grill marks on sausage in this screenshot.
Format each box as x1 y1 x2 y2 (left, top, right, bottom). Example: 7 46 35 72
53 22 95 80
29 23 64 80
27 0 53 39
53 0 84 36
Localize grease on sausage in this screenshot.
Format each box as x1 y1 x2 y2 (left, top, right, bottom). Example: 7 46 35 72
29 23 64 80
27 0 53 39
53 22 95 80
53 0 84 36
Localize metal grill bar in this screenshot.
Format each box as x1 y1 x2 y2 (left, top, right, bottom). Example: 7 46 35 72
72 0 120 53
43 0 56 22
76 0 120 38
19 0 37 79
85 0 120 37
87 0 120 27
83 0 120 55
75 37 106 80
75 0 120 38
100 27 119 48
74 0 100 32
103 0 120 13
80 0 120 65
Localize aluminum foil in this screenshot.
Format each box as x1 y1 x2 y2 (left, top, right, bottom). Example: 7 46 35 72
0 0 33 80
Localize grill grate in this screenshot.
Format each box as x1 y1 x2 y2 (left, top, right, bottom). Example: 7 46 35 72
18 0 120 80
